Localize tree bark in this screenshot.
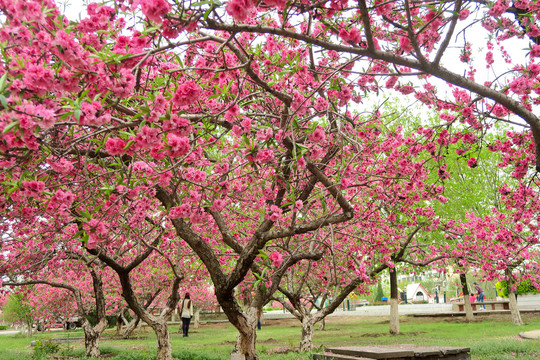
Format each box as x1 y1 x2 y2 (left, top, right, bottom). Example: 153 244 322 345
84 329 101 357
152 320 173 360
231 306 258 360
389 269 400 335
122 315 141 339
506 270 524 325
460 274 474 322
81 316 108 358
300 316 316 352
193 308 200 329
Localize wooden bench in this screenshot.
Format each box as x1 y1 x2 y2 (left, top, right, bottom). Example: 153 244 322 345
452 301 509 312
313 345 470 360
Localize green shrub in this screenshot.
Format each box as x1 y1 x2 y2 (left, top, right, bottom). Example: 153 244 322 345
33 339 60 359
517 279 540 295
0 325 8 330
496 280 539 298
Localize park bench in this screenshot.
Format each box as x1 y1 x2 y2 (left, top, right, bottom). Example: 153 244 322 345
313 345 470 360
452 301 509 312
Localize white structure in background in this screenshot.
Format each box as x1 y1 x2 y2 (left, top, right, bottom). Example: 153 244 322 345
406 283 433 303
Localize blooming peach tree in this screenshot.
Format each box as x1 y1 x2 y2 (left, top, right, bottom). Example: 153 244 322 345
2 1 540 359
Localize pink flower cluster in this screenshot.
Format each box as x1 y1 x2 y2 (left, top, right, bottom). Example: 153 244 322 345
269 252 283 267
309 127 326 143
167 134 190 157
210 199 226 212
140 0 171 23
488 0 510 17
314 97 328 112
170 204 191 219
172 80 202 107
105 137 127 155
256 149 274 164
339 27 362 44
226 0 256 21
84 219 108 249
266 205 282 222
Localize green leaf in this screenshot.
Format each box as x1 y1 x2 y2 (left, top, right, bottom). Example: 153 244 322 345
0 94 7 108
0 72 7 93
2 120 19 134
204 7 213 21
124 140 134 150
74 109 81 122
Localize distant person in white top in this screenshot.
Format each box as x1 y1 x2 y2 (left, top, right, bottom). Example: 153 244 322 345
179 293 194 337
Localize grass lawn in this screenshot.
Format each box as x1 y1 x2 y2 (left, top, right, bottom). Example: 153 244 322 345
0 312 538 359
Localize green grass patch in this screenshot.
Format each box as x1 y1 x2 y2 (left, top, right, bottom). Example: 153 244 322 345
0 313 538 359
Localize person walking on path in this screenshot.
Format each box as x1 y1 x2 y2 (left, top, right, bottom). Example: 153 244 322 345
179 293 194 337
474 283 486 310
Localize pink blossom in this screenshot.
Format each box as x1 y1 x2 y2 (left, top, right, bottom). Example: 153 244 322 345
257 149 274 164
385 76 398 89
294 200 303 211
314 97 328 112
488 0 509 17
214 162 229 174
105 137 126 155
485 51 494 67
167 134 190 157
467 158 477 168
23 180 45 193
184 168 207 183
211 199 227 212
531 45 540 57
399 36 413 53
256 128 272 141
141 0 171 23
170 204 191 219
23 64 55 94
269 252 283 267
266 205 282 222
172 81 202 107
309 127 326 143
226 0 255 21
339 27 362 44
48 158 74 174
458 9 470 20
159 171 173 186
398 85 415 95
189 208 206 223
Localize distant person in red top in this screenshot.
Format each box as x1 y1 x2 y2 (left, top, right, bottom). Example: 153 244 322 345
474 283 486 310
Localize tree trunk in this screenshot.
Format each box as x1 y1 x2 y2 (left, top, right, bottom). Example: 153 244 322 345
389 269 400 335
300 316 315 352
84 330 101 357
193 308 200 329
506 270 524 325
318 318 325 331
508 291 523 325
26 321 33 337
231 306 258 360
116 315 123 336
150 320 172 360
460 274 474 322
123 315 141 339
